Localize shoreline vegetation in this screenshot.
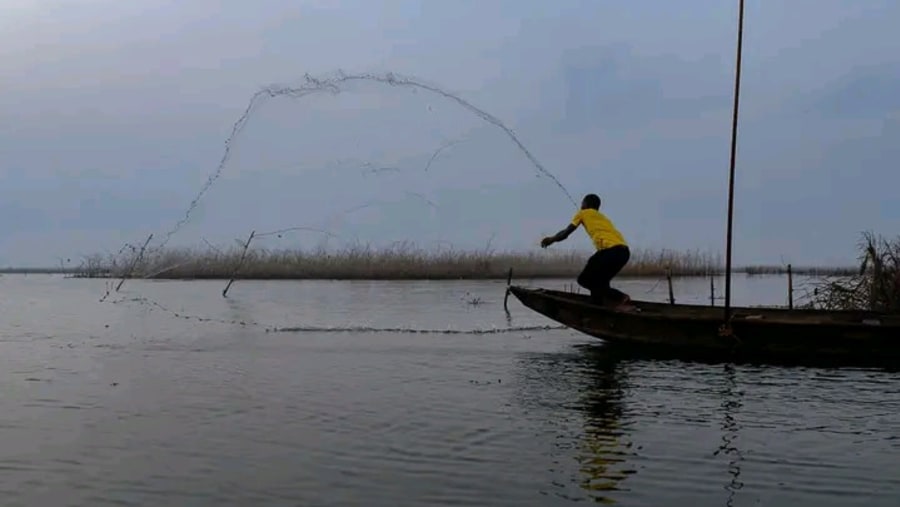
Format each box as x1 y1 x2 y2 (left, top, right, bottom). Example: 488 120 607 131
4 245 857 280
6 234 893 313
801 232 899 313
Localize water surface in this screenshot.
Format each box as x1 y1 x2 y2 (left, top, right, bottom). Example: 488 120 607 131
1 274 897 506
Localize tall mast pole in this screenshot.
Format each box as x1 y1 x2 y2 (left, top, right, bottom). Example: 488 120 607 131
724 0 745 321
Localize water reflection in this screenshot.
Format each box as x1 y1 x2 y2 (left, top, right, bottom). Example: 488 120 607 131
514 344 636 504
714 363 745 507
579 346 637 504
573 346 638 504
516 344 760 505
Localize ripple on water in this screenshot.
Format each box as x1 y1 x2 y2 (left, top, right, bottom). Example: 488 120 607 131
1 278 899 506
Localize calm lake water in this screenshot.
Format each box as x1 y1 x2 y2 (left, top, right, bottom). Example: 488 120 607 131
1 274 898 506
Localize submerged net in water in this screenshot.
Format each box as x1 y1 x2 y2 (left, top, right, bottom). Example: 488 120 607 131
801 232 900 313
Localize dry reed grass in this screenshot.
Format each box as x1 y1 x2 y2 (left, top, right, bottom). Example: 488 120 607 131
77 243 723 280
800 232 900 313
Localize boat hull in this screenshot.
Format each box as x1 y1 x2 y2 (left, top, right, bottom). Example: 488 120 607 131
508 285 900 365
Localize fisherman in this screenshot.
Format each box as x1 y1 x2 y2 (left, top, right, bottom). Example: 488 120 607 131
540 193 632 308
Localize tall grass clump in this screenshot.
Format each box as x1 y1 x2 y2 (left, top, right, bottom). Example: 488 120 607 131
802 232 900 313
80 242 723 280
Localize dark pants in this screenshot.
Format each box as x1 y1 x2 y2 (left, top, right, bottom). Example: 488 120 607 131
577 245 630 305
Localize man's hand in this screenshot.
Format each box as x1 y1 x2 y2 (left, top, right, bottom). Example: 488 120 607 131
541 224 576 249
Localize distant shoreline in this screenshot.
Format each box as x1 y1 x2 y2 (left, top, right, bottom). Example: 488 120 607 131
1 247 856 280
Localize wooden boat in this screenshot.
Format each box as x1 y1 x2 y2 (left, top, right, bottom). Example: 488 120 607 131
507 285 900 364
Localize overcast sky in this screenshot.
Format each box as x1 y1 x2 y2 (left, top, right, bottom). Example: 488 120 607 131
2 0 898 267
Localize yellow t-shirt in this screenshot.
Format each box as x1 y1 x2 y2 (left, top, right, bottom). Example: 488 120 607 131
571 209 627 251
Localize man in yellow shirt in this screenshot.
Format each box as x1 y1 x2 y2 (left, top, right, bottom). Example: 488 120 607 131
541 193 631 307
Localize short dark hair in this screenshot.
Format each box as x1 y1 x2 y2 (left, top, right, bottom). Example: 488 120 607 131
583 193 601 209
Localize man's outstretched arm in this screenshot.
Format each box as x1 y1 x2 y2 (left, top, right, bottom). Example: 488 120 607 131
541 223 577 248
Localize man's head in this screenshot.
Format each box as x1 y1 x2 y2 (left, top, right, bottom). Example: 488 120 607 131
581 193 601 210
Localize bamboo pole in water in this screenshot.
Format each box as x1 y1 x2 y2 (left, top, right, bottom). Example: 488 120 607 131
116 233 153 292
503 267 513 314
222 230 256 298
667 267 675 305
788 263 793 309
724 0 745 322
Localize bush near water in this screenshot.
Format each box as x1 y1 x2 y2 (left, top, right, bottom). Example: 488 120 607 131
803 232 900 313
